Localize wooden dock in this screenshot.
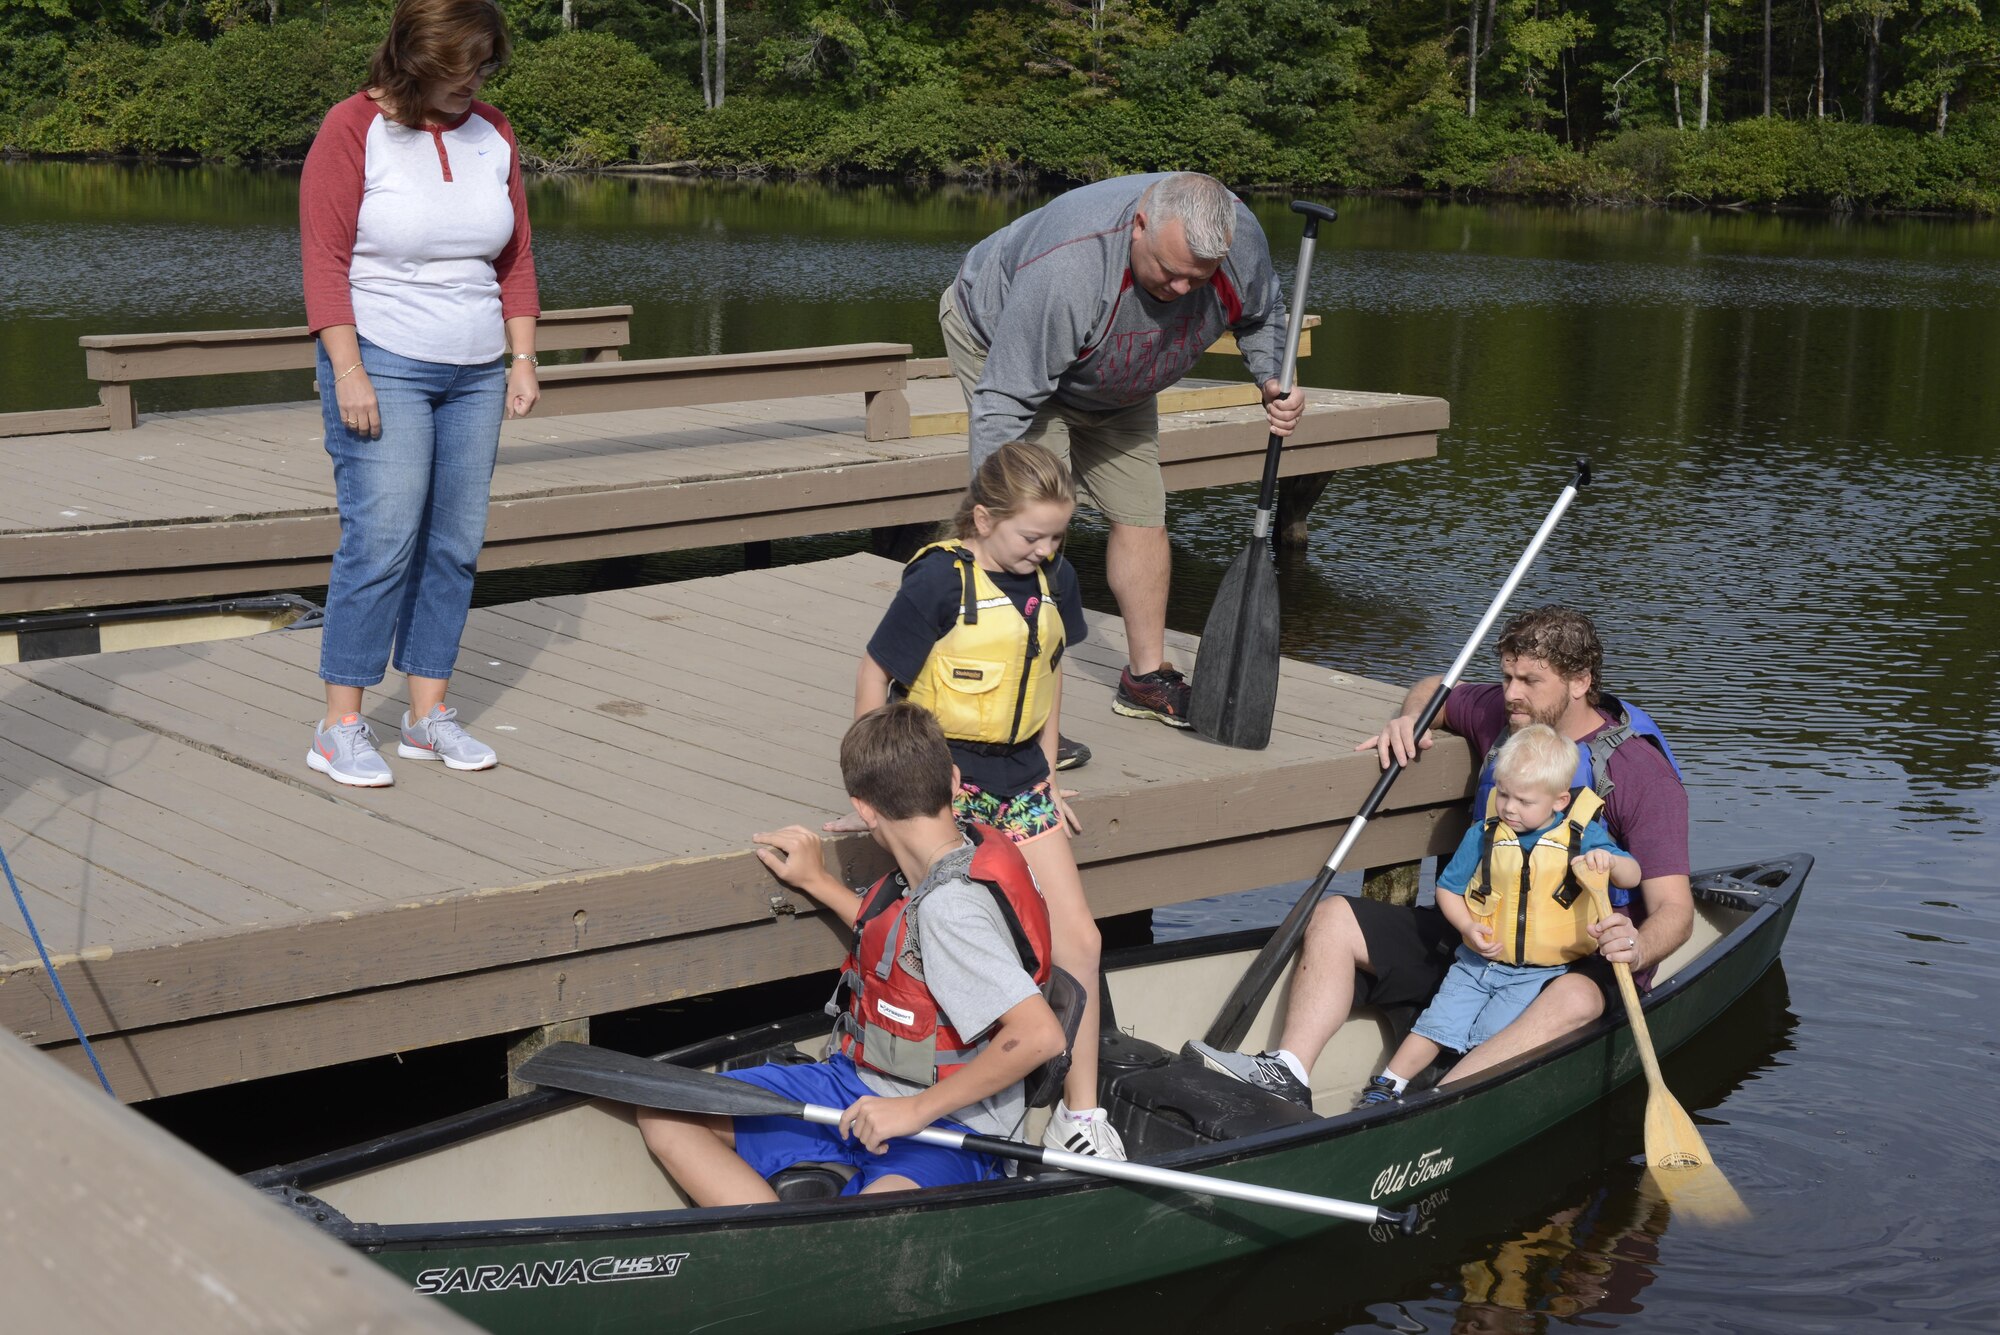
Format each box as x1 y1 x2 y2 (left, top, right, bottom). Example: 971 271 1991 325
0 554 1478 1101
0 1031 481 1333
0 372 1446 615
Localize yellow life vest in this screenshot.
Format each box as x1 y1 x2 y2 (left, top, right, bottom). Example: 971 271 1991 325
902 542 1063 747
1463 787 1607 967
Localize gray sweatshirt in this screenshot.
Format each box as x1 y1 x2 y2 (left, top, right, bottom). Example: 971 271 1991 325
953 173 1288 465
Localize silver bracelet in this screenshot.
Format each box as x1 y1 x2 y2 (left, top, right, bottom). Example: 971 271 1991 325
510 353 539 366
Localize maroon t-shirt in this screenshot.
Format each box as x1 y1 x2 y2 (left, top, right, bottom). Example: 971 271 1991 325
1443 683 1692 900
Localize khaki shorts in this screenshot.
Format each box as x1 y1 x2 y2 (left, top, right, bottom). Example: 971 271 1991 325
939 287 1166 529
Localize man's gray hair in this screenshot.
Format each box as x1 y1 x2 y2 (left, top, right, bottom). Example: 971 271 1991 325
1144 173 1236 260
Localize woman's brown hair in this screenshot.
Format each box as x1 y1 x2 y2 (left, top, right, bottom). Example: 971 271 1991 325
369 0 512 126
951 440 1076 540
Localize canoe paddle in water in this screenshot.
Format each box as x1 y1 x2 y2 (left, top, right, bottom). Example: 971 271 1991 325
517 1041 1416 1231
1584 878 1751 1226
1188 200 1338 750
1201 461 1591 1052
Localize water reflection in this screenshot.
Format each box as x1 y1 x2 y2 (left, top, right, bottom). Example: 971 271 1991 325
1446 1175 1670 1333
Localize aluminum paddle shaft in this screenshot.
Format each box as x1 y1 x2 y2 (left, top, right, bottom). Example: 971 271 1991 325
519 1042 1416 1231
796 1106 1407 1229
1200 461 1592 1052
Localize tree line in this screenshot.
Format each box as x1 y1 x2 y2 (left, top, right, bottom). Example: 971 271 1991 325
5 0 2000 210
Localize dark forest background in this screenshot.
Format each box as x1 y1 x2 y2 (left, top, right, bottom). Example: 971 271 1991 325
8 0 2000 209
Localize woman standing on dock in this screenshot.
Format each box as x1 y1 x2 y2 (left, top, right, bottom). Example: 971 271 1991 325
298 0 539 787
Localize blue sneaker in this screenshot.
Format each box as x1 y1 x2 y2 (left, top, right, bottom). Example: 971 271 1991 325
398 705 497 771
307 714 393 787
1356 1075 1400 1108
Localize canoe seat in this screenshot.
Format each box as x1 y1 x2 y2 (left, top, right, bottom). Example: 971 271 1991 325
767 1162 857 1201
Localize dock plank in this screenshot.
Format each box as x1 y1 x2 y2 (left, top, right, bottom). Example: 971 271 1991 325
0 382 1446 612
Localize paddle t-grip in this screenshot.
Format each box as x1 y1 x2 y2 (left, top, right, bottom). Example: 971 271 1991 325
1290 200 1339 238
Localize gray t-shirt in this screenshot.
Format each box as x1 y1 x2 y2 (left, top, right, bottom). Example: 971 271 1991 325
847 842 1044 1139
953 172 1287 466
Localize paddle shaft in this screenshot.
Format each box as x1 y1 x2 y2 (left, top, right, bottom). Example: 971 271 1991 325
1251 203 1335 540
517 1043 1415 1231
1587 884 1670 1093
791 1104 1404 1227
1200 461 1593 1051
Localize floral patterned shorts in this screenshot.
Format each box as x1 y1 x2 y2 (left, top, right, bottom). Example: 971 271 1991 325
954 779 1063 844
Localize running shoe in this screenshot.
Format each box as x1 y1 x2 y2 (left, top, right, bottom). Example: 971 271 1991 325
1056 734 1091 772
398 705 498 771
307 714 393 787
1113 663 1193 728
1356 1075 1400 1107
1183 1040 1313 1108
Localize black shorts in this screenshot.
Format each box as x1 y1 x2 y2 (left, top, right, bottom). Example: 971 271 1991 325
1348 896 1459 1038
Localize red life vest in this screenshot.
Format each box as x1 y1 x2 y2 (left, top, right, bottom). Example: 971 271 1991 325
831 824 1053 1088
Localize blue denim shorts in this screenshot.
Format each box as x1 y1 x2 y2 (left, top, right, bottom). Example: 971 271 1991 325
1411 947 1566 1053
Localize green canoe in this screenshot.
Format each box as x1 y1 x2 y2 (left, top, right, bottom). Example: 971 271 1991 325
247 855 1807 1334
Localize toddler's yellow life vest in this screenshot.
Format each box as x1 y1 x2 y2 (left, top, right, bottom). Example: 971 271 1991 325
902 542 1063 747
1463 788 1608 967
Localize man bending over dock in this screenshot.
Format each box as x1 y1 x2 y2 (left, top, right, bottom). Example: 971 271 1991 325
942 172 1306 733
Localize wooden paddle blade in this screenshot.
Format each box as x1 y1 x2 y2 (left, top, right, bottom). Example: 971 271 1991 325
1651 1161 1750 1225
1642 1090 1751 1224
1189 538 1282 749
516 1042 807 1120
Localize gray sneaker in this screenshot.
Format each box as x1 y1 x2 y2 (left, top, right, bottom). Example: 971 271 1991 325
1184 1040 1313 1108
307 713 393 787
398 705 497 771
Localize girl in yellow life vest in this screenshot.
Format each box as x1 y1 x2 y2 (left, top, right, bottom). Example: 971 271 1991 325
833 441 1124 1161
1354 725 1642 1109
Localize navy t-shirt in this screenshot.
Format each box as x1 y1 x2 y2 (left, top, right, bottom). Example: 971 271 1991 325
867 547 1088 796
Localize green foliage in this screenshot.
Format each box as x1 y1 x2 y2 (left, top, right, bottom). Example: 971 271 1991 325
7 0 2000 210
204 21 375 159
484 30 679 160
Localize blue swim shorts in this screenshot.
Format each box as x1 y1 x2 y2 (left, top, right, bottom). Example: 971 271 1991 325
722 1053 1005 1194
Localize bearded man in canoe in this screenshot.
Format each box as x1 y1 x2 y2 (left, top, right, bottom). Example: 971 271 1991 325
1190 606 1694 1105
941 171 1307 744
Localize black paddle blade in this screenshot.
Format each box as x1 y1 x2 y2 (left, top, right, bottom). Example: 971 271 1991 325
516 1042 807 1120
1189 538 1282 749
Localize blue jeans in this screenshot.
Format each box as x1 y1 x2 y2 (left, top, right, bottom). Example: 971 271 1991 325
317 337 505 687
1411 946 1565 1054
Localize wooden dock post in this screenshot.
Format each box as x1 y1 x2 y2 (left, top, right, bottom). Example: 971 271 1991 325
1276 472 1334 552
507 1018 591 1099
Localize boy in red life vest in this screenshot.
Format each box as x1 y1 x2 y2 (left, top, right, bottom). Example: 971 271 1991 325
636 703 1068 1204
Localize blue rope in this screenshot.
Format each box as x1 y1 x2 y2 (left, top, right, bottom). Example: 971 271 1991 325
2 841 116 1097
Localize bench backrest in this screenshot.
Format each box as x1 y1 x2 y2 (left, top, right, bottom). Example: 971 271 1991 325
74 307 632 431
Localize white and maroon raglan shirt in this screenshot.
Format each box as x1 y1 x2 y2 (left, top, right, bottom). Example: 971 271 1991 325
300 91 540 364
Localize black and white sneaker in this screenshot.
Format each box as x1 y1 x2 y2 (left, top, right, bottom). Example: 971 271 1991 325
1042 1102 1127 1160
1056 734 1091 772
1184 1040 1313 1108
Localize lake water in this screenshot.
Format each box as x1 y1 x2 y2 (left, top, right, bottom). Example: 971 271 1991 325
4 162 1998 1333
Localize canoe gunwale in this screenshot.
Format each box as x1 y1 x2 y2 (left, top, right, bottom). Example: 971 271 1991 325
251 854 1809 1251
